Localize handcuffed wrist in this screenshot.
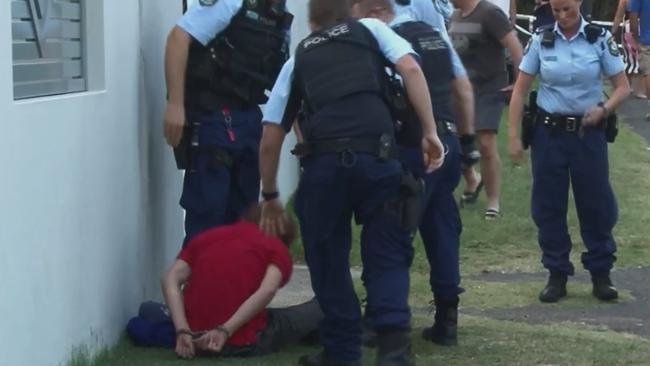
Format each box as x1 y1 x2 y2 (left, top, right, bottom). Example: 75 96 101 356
214 325 232 339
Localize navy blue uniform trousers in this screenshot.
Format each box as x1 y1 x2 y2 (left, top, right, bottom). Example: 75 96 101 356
530 123 618 275
400 134 463 300
181 107 262 245
294 153 413 363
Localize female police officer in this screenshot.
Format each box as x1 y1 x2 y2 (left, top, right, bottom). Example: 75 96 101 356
508 0 630 303
258 0 444 364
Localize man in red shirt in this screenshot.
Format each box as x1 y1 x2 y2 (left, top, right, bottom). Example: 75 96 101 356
161 206 321 359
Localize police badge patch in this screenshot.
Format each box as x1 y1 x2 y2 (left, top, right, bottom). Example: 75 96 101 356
246 0 258 7
199 0 217 6
607 36 620 57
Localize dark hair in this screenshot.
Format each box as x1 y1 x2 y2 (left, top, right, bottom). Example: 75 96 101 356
309 0 351 29
241 204 297 247
349 0 394 15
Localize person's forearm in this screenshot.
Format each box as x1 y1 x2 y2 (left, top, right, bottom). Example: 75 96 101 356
162 277 191 332
509 0 517 27
452 76 475 136
260 124 285 194
605 74 632 112
165 26 191 105
401 66 438 136
221 286 276 335
508 91 525 140
612 2 625 35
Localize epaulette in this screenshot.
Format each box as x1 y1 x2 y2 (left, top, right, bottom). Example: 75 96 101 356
585 23 607 44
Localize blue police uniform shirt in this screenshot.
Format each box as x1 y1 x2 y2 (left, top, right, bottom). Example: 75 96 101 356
263 18 415 126
519 18 625 115
177 0 244 46
392 0 467 77
629 0 650 45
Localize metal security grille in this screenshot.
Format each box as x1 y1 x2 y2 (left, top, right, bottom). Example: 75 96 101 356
11 0 85 100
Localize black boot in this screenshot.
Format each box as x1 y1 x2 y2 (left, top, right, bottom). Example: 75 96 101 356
539 272 568 303
422 297 458 346
591 271 618 301
376 331 413 366
298 351 362 366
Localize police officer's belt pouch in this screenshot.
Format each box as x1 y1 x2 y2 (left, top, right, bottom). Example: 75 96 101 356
604 113 618 143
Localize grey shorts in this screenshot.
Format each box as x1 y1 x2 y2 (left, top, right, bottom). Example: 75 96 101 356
474 87 506 132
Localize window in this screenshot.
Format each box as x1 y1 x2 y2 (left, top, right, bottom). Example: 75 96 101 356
11 0 86 100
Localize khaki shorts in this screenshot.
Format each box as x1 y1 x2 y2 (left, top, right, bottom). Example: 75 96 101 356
639 45 650 75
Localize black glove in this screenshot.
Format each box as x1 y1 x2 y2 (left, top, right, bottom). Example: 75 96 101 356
460 134 480 167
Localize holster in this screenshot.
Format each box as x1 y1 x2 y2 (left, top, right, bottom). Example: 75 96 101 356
399 171 424 232
521 91 538 150
173 124 194 170
604 113 618 143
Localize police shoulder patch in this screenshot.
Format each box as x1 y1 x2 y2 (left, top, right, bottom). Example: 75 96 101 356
607 36 620 57
245 0 258 8
199 0 217 6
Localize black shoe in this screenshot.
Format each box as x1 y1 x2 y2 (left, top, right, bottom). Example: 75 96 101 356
421 297 458 346
376 331 414 366
539 272 568 303
298 352 362 366
591 272 618 301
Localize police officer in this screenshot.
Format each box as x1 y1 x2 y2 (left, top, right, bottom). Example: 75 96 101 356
350 0 475 347
258 0 445 364
163 0 292 245
392 0 483 202
508 0 630 303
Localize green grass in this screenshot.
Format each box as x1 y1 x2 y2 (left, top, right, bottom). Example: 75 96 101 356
82 315 650 366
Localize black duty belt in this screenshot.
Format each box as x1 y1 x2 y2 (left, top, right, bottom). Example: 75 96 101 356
291 134 398 161
537 110 583 132
437 120 457 135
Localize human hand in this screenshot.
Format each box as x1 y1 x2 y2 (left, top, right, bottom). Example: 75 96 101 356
508 136 524 165
260 199 286 237
421 133 445 173
164 102 185 147
582 105 606 127
194 329 228 353
175 333 195 359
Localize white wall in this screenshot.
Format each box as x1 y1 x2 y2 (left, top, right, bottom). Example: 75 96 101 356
0 0 183 365
0 1 310 365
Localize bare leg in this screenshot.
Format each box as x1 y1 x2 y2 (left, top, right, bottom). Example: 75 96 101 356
477 131 501 213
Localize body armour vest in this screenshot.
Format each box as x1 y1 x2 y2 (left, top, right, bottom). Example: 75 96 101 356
294 21 388 115
392 21 454 146
186 1 293 108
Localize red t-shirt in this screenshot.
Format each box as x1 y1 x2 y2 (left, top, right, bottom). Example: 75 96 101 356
178 222 292 346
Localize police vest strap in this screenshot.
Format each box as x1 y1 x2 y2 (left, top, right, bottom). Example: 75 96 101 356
291 134 398 160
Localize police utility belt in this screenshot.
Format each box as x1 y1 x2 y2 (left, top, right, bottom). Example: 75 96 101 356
537 109 618 143
291 134 398 165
